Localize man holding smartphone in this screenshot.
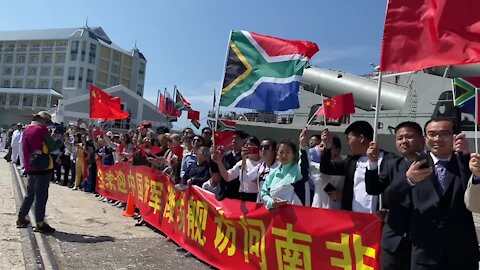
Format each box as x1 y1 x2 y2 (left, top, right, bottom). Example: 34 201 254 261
385 118 477 270
365 121 424 270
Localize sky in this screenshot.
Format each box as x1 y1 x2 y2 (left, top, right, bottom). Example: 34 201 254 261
0 0 388 131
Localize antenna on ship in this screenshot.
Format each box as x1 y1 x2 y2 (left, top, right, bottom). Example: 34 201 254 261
84 17 89 28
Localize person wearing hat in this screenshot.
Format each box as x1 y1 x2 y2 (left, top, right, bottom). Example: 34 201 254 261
10 123 23 166
16 111 62 233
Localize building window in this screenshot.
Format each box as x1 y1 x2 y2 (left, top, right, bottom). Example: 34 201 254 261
2 80 10 87
31 42 41 50
28 67 37 76
15 67 24 76
0 93 6 106
23 94 33 107
86 69 94 85
112 64 119 74
3 67 12 75
56 53 65 63
89 43 96 64
110 75 119 86
67 67 76 87
9 93 19 105
41 67 50 76
36 95 47 107
42 54 52 63
53 80 62 90
70 40 79 61
40 80 48 88
29 55 38 63
113 52 120 62
81 41 86 62
27 80 35 88
17 55 26 63
5 55 13 63
78 67 84 88
14 80 22 88
54 67 64 76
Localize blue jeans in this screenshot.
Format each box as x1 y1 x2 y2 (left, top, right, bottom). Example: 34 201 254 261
18 172 52 222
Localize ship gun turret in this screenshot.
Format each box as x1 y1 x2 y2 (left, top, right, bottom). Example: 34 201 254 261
301 66 409 110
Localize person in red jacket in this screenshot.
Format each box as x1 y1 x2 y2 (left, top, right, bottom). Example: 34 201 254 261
16 111 62 233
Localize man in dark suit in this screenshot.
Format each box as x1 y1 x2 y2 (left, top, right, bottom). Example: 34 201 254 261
320 121 397 213
385 118 478 270
365 121 425 270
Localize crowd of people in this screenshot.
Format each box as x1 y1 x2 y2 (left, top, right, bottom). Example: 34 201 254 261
4 110 480 269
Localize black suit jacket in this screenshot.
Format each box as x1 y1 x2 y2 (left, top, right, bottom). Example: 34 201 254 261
365 157 412 253
385 152 478 265
320 148 397 211
215 151 242 201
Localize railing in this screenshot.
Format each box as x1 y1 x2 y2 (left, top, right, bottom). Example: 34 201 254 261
207 110 294 125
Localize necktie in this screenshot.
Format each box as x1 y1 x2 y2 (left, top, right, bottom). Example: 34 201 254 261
435 160 448 191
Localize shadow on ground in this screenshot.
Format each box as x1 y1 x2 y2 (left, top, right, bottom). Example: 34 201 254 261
51 231 115 243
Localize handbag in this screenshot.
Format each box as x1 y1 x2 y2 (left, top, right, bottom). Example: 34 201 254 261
25 134 50 170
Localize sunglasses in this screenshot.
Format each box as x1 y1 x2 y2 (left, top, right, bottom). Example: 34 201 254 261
260 144 271 150
193 138 202 142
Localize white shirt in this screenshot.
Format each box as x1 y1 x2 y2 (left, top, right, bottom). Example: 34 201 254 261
11 130 21 145
202 179 221 194
226 159 262 193
353 152 384 213
244 160 280 202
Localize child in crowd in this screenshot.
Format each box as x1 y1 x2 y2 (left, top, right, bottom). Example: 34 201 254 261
202 162 221 195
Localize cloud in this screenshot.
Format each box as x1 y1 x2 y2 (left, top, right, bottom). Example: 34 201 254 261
311 46 376 65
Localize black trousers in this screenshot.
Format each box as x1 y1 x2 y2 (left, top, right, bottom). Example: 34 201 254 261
382 237 411 270
239 192 257 202
61 155 71 185
50 154 62 182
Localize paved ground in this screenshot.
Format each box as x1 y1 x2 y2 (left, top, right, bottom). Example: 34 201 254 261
0 153 211 270
0 153 25 270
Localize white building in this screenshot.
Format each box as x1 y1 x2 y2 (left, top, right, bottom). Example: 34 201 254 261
0 26 147 100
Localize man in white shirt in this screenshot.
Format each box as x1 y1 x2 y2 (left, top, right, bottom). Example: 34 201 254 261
320 121 396 213
10 123 23 165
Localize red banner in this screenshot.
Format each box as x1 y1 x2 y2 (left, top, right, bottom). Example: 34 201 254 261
97 162 382 270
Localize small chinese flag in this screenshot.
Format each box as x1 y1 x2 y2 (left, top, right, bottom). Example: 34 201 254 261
318 93 355 120
187 110 200 121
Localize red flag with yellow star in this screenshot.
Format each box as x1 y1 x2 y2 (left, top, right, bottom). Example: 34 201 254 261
317 93 355 120
90 85 129 120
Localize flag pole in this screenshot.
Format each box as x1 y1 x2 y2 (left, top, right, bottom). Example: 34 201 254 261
156 89 160 111
322 94 327 127
305 109 318 126
373 72 383 142
214 30 233 148
476 88 478 153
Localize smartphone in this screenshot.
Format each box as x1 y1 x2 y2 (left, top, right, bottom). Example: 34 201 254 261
246 145 259 154
415 152 431 169
323 183 336 193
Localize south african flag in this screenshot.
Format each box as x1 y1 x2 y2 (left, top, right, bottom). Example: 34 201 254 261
220 30 318 112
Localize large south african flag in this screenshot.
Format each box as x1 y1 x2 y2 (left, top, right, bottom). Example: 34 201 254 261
220 31 319 112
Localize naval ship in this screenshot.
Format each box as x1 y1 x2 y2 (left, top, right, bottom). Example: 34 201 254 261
211 64 480 155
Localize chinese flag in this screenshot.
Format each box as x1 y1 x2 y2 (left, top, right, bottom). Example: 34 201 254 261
381 0 480 72
90 85 129 120
187 110 200 121
321 93 355 120
214 130 235 149
158 94 165 113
